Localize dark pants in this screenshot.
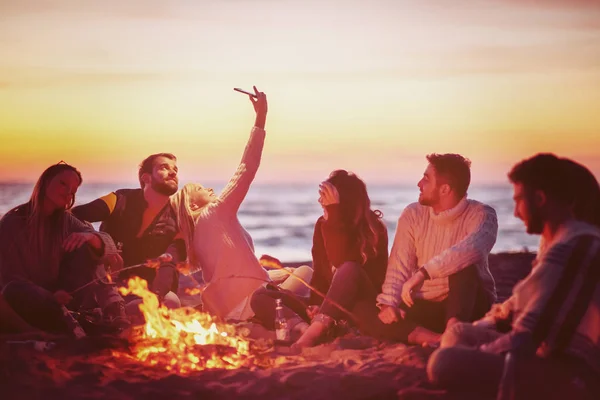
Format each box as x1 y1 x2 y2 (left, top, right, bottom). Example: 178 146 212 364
2 245 121 333
251 261 376 330
353 264 491 342
152 265 179 298
429 324 600 399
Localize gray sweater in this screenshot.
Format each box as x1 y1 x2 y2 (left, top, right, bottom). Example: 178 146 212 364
0 205 117 290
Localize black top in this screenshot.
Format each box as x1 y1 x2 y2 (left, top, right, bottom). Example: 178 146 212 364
309 204 388 305
72 189 185 286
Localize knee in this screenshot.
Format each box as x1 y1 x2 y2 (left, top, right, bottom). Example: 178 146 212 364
157 264 177 277
450 264 478 281
2 280 43 303
250 288 269 310
162 291 181 309
427 348 454 386
440 322 469 348
335 261 361 278
293 265 314 282
65 243 97 262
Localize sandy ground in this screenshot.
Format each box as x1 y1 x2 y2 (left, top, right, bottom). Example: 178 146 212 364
0 252 535 400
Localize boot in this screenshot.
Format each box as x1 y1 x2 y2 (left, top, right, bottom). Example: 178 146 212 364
103 301 131 331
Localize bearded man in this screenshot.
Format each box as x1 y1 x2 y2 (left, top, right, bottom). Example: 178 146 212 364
72 153 185 306
364 153 498 345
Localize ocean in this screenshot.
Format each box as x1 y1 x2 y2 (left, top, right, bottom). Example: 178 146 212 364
0 182 538 262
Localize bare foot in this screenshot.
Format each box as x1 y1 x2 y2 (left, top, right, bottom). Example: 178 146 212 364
407 326 441 346
292 321 327 348
445 317 460 330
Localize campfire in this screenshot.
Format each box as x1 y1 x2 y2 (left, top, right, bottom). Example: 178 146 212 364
113 277 267 374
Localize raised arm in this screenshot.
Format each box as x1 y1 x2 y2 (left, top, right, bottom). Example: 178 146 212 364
217 87 268 212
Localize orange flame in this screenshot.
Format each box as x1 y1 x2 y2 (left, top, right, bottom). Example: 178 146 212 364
176 261 192 276
184 287 202 296
115 277 268 373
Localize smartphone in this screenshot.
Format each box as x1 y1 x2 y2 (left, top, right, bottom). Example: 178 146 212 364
233 87 258 98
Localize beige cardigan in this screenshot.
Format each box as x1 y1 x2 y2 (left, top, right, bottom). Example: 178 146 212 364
192 127 269 320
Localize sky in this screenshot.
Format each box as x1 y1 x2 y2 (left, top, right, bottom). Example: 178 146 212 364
0 0 599 185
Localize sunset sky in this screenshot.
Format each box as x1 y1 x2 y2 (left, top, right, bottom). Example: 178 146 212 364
1 0 599 185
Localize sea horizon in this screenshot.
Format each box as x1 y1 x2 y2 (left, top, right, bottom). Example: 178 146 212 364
0 182 537 262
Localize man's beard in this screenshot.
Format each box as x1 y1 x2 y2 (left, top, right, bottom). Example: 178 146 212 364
151 178 178 196
418 190 440 207
525 205 544 234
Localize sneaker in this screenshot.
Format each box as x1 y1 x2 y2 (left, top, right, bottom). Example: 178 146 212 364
103 302 131 331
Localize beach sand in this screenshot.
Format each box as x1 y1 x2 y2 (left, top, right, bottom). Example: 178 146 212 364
0 252 534 400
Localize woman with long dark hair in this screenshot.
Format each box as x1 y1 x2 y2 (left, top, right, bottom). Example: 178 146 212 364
0 163 127 334
251 170 388 347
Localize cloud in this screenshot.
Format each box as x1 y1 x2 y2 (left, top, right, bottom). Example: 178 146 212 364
0 0 177 20
0 68 178 89
502 0 600 10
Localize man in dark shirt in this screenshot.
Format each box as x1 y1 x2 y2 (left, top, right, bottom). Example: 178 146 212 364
72 153 186 307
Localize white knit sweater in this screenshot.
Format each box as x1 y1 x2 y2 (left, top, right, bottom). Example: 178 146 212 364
377 198 498 307
192 127 269 321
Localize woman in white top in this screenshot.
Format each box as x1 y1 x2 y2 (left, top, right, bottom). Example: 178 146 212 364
171 87 303 321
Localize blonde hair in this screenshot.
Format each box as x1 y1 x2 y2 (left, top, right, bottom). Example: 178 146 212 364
170 183 206 271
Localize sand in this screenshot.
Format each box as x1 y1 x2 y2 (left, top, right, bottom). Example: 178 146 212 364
0 252 535 400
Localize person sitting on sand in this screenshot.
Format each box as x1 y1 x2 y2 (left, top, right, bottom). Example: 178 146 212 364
427 154 600 399
72 152 185 309
169 86 307 321
0 163 128 335
365 153 498 346
0 292 41 334
251 169 389 347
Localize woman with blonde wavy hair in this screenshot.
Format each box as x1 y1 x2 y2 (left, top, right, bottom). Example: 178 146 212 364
170 87 290 321
251 169 389 347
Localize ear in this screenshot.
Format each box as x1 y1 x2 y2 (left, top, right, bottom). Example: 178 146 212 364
439 183 452 197
141 173 151 186
533 190 547 208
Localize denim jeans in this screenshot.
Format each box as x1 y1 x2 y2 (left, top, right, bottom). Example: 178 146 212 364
251 261 376 330
2 244 122 333
352 264 492 342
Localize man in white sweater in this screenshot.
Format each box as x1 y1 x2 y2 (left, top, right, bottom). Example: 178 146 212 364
371 153 498 345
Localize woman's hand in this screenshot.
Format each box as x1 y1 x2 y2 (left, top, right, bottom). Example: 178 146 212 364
378 305 404 324
484 303 510 321
53 290 73 305
63 232 100 252
318 182 339 206
250 86 267 129
306 305 320 320
103 253 124 272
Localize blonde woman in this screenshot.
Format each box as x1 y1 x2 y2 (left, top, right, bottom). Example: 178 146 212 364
171 87 305 321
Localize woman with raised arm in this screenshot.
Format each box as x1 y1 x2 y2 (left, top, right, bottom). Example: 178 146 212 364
0 163 127 334
251 170 389 347
170 86 275 321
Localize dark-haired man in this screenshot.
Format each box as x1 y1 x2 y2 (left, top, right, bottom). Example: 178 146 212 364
427 153 600 398
362 153 498 345
72 153 185 307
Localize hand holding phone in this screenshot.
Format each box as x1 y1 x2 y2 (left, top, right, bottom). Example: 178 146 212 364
233 87 258 98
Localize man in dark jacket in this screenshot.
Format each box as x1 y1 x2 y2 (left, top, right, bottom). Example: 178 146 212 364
72 153 186 307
